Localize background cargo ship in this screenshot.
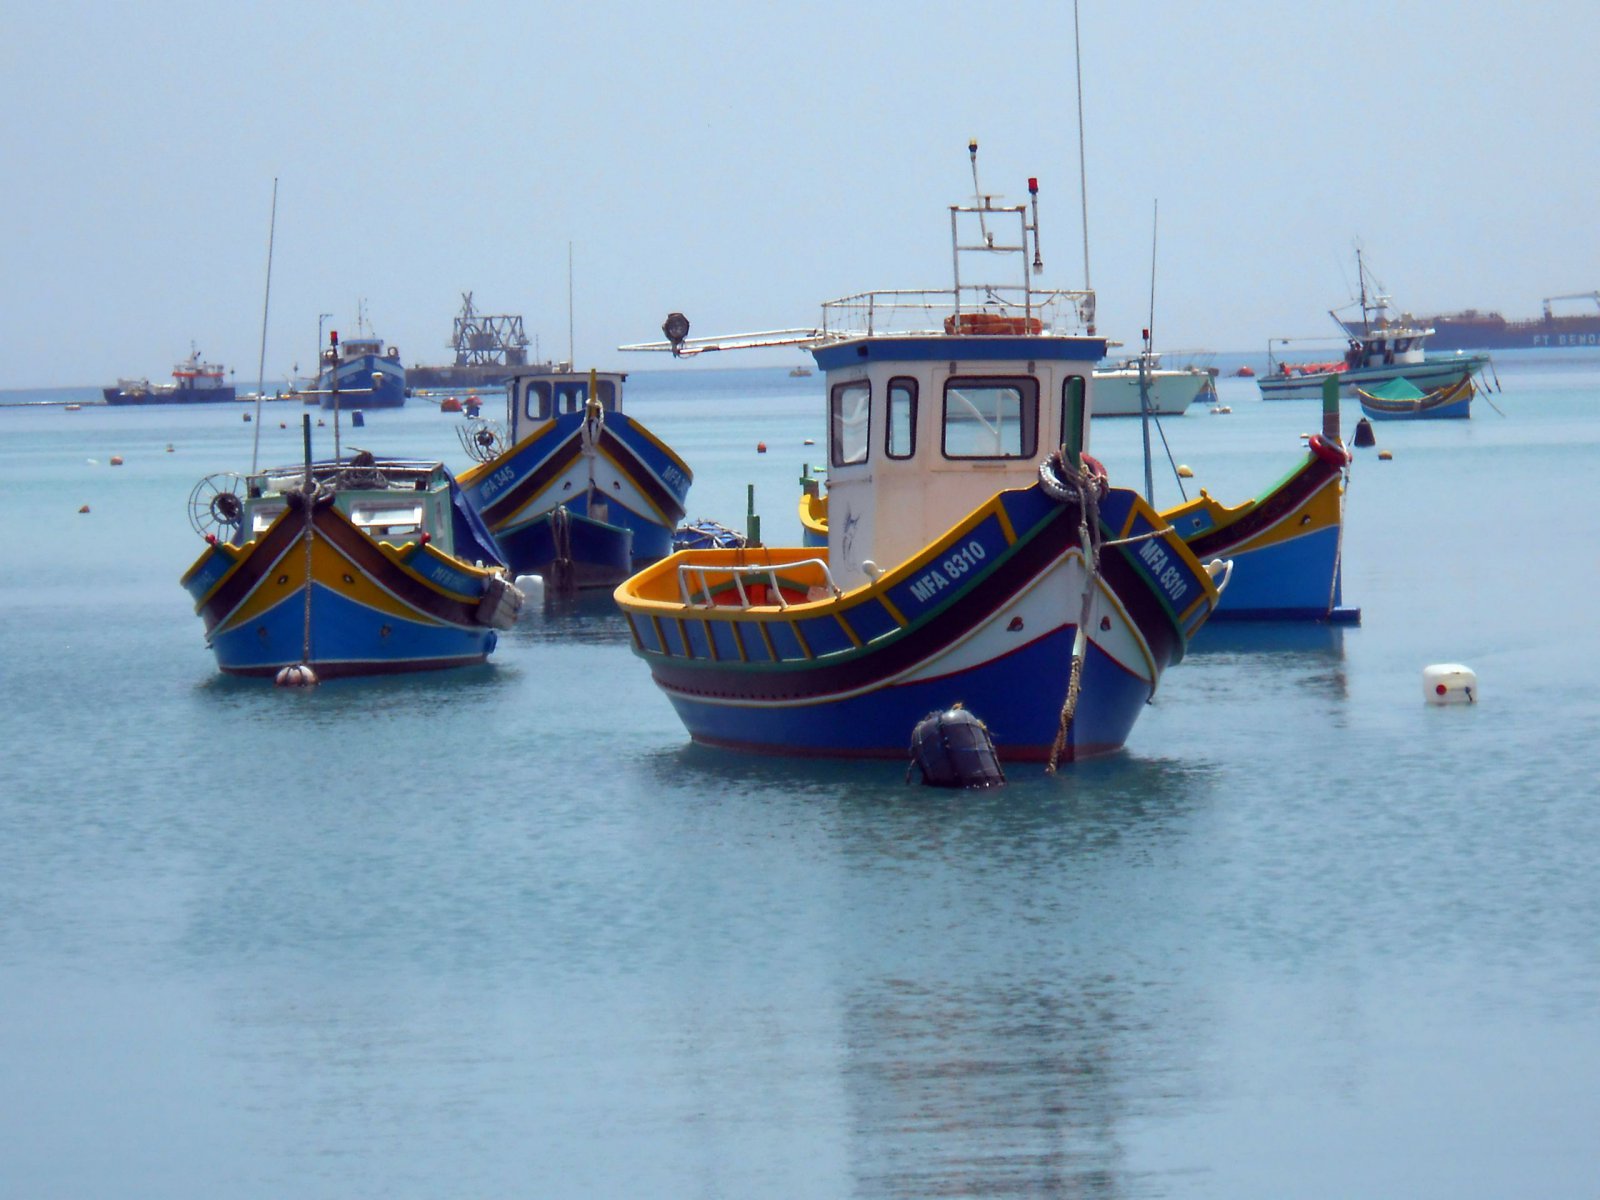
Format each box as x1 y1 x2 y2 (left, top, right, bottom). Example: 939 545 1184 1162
408 292 557 390
1342 290 1600 351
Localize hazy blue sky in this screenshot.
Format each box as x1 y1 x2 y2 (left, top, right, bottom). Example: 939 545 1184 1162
4 1 1597 387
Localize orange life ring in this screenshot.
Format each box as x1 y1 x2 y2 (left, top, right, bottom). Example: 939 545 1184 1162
943 312 1044 336
1307 433 1350 468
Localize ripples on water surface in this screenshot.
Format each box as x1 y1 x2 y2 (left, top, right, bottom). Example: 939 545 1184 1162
3 356 1599 1197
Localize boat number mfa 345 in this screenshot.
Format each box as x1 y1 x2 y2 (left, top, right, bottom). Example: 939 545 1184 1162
476 463 519 504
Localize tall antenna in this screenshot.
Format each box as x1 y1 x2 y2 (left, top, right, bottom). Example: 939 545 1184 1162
968 138 992 246
250 178 279 473
567 242 575 367
1140 199 1158 502
1073 0 1094 331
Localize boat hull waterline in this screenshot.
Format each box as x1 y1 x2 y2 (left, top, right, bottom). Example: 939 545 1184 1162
616 477 1224 761
181 492 514 678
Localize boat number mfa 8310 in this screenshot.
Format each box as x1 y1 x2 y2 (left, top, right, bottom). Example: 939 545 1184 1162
908 540 989 603
1137 537 1191 607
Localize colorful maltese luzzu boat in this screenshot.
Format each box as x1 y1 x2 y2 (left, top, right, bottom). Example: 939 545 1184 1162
180 444 523 678
454 367 692 591
615 173 1232 763
799 365 1358 623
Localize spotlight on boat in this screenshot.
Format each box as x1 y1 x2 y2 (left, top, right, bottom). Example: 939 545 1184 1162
907 705 1005 789
662 312 691 356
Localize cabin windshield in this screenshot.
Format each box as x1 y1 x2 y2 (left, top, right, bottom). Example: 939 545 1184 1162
942 377 1038 459
524 378 618 421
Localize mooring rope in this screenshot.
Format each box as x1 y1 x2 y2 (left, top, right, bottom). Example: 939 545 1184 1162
1040 452 1106 775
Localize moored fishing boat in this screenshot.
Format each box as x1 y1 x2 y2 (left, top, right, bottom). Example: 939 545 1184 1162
454 366 693 591
180 431 522 679
1356 374 1475 420
616 165 1230 764
1092 350 1211 415
308 325 406 410
1261 251 1491 401
103 345 236 406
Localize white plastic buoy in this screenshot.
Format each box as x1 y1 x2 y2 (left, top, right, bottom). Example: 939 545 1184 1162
1423 663 1476 705
1176 464 1194 478
514 574 546 605
275 663 319 688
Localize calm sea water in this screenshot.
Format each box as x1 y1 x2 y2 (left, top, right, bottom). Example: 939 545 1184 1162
3 355 1599 1198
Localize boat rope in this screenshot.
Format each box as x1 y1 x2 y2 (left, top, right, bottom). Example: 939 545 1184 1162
1039 451 1105 775
299 483 318 667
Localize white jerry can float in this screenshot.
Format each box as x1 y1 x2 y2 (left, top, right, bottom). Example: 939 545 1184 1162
1423 663 1478 706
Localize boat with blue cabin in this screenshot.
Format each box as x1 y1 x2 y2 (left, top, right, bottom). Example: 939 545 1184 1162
180 433 522 678
614 170 1231 764
103 345 236 406
454 366 693 591
310 327 406 409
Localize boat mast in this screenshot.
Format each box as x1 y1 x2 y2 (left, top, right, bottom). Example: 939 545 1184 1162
1074 0 1094 332
251 177 279 473
1139 200 1156 502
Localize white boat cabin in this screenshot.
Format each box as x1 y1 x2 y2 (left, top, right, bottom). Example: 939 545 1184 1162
813 335 1100 590
503 368 626 444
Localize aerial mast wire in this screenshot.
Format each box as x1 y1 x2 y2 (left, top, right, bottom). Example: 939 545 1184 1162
251 178 279 473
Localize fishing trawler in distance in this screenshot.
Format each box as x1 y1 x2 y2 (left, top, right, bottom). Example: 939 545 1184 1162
103 345 236 406
408 292 556 390
1339 291 1600 351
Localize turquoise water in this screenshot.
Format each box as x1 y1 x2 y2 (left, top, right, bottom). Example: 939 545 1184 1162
3 357 1599 1197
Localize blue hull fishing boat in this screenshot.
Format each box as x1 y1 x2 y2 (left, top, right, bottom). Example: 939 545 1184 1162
180 433 522 679
1357 374 1474 420
311 328 406 409
455 368 693 591
615 157 1229 765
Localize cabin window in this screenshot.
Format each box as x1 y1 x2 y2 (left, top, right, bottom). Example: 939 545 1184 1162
1060 375 1086 460
942 376 1038 459
525 381 552 420
886 377 917 459
830 380 871 467
528 379 617 419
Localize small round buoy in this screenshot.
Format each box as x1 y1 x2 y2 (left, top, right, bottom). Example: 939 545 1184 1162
317 419 326 427
1298 432 1311 440
756 442 767 453
803 438 815 445
279 422 287 429
1378 449 1393 461
78 504 90 514
109 455 124 466
1423 663 1476 705
1352 417 1376 447
165 443 175 453
275 663 319 688
907 706 1005 788
1176 464 1194 478
242 413 252 422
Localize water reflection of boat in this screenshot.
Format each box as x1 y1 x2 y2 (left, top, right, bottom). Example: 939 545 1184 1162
617 158 1229 763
